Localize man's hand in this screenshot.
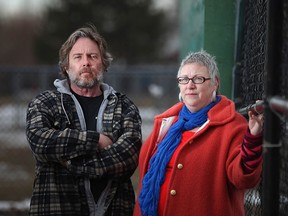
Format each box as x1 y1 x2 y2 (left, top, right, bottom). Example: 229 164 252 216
99 134 113 149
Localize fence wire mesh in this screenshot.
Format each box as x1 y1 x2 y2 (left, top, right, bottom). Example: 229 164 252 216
236 0 288 215
279 0 288 214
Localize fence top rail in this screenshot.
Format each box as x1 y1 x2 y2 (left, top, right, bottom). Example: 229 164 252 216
269 96 288 115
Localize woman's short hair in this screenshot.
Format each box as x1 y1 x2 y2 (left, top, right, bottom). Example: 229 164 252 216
177 50 220 92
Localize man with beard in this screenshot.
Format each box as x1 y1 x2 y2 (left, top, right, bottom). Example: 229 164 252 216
26 24 142 216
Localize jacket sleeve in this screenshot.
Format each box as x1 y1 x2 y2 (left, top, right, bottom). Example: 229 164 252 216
67 96 142 179
26 92 99 164
241 128 263 173
226 119 262 189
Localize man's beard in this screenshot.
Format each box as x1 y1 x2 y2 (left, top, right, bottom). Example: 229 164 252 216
68 69 103 88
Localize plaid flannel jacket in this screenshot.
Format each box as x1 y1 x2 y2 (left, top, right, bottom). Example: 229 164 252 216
26 79 142 216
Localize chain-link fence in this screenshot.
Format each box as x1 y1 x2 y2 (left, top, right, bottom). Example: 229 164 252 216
234 0 288 215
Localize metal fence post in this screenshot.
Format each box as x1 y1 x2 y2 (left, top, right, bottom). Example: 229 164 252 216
262 0 283 215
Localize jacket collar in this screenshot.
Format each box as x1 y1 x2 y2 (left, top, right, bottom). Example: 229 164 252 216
155 96 236 126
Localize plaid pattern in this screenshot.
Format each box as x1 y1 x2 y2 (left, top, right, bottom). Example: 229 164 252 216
26 85 142 215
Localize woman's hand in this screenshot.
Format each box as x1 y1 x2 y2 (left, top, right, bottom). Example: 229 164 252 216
248 100 264 135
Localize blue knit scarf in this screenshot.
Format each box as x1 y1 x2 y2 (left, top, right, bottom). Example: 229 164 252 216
139 96 220 216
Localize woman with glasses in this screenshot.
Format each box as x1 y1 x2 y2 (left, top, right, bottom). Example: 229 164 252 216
133 50 264 216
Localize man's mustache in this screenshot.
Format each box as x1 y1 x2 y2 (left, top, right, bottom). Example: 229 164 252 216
80 68 92 74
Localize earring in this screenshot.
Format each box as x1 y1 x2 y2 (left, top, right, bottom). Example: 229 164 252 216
212 90 216 101
179 93 183 102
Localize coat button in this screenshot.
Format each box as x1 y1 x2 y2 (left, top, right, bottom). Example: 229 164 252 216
177 163 183 169
170 190 176 196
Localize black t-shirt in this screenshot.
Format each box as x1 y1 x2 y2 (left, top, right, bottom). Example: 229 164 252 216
74 92 107 203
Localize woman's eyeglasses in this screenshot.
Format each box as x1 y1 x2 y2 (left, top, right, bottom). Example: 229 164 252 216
177 76 211 84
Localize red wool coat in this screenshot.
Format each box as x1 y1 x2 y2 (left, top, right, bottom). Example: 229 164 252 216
134 96 262 216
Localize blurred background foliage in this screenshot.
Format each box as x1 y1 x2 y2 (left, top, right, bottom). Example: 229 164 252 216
0 0 179 66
